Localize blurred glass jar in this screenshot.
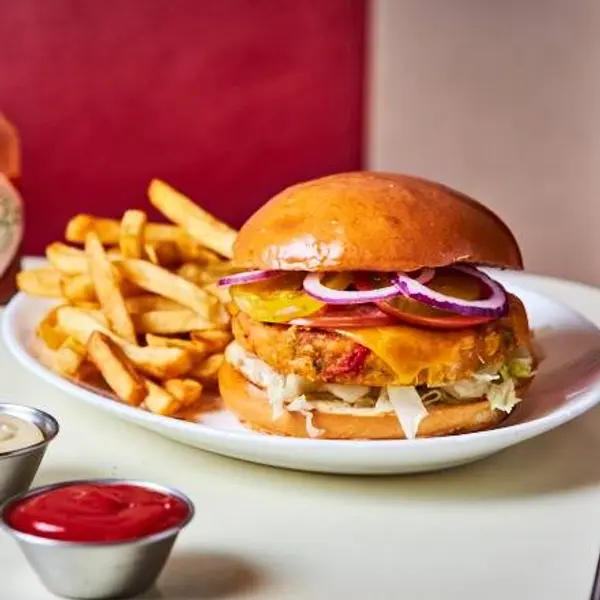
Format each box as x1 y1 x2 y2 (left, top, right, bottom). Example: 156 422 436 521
0 114 23 304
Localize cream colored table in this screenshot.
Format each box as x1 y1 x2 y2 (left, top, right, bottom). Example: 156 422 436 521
1 271 600 600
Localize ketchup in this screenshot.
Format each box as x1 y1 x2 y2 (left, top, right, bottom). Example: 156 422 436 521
5 483 189 542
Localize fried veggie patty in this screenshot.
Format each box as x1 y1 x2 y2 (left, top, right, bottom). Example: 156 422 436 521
231 294 532 387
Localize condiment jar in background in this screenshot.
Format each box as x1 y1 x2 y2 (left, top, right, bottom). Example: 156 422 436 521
0 113 23 304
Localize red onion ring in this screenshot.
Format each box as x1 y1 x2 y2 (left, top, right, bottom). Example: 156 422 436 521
303 273 402 304
416 268 435 285
302 269 435 305
218 270 283 287
393 265 507 317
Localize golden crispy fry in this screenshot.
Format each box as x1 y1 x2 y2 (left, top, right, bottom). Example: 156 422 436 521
118 259 223 322
72 359 104 387
164 378 203 407
17 268 62 297
144 240 180 268
46 243 90 275
175 237 221 264
70 300 101 310
54 337 87 377
86 232 137 344
145 334 209 361
190 329 232 352
120 210 147 259
205 261 242 278
190 353 224 384
176 263 211 286
132 310 216 334
46 243 139 279
36 307 68 350
125 294 184 314
87 331 147 406
203 281 231 305
56 307 192 379
60 272 141 303
148 179 236 259
143 379 180 415
60 273 97 303
46 256 142 299
66 214 185 246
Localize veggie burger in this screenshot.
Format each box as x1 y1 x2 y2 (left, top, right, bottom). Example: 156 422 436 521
217 172 536 439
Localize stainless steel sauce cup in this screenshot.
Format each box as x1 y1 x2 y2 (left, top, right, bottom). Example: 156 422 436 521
0 478 195 599
0 403 59 504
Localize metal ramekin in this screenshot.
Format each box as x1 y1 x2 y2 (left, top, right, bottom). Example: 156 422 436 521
0 478 195 599
0 403 59 504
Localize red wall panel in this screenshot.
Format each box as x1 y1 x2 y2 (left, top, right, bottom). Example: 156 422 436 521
0 0 366 253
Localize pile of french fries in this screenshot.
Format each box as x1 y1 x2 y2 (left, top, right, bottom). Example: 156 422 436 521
17 179 239 418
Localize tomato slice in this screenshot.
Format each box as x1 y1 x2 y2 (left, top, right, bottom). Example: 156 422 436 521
230 272 352 323
357 270 495 329
289 304 397 328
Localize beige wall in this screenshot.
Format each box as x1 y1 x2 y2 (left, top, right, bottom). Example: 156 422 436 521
368 0 600 285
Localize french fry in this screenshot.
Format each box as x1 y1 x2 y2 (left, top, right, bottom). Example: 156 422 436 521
87 331 147 406
203 282 231 305
148 179 236 258
66 214 186 246
175 237 221 264
164 379 203 407
120 210 147 259
46 243 90 275
72 360 104 388
86 232 137 344
118 259 223 321
54 337 87 377
145 334 209 361
190 353 224 385
36 307 68 350
144 241 180 268
190 329 232 352
17 268 62 297
60 273 97 303
132 310 216 334
177 263 211 286
125 295 184 314
69 300 101 310
56 307 192 379
143 379 180 415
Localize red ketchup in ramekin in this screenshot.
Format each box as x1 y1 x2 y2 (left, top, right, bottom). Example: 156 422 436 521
4 482 190 542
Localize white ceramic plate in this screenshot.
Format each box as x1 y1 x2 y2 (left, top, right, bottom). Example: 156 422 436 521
4 270 600 475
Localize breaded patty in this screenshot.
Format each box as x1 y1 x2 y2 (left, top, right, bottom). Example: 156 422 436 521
231 294 532 387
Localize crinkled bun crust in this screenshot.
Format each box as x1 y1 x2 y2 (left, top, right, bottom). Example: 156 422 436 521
233 171 523 272
219 362 532 440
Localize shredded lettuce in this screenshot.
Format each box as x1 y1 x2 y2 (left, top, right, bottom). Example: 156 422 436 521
506 357 534 379
324 383 370 403
385 386 428 439
286 396 323 438
445 378 494 400
486 378 520 413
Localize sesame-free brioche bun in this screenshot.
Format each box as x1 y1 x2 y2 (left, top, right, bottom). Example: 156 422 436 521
218 362 531 440
233 171 523 272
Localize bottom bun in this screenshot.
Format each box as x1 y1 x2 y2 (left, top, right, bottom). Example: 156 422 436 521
218 363 530 440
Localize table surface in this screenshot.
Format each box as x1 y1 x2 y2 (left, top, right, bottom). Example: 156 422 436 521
1 267 600 600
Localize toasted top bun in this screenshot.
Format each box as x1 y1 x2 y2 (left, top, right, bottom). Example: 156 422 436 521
233 171 523 272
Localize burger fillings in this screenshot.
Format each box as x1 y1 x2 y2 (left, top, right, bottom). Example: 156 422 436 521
217 172 537 440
